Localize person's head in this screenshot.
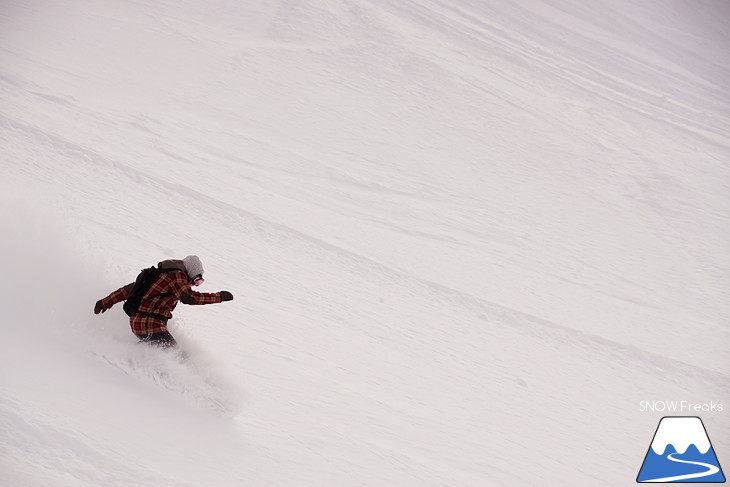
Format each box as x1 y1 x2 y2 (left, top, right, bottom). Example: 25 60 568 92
183 255 205 286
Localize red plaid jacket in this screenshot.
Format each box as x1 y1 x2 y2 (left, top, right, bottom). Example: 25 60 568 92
102 270 221 335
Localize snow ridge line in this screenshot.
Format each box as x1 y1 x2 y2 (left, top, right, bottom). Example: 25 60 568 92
379 0 730 149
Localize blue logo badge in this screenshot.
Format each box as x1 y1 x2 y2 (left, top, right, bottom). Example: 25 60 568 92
637 416 725 483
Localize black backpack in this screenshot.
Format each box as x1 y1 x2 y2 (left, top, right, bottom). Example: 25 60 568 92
122 266 169 317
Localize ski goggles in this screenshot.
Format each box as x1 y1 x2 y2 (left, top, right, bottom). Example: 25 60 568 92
192 274 204 286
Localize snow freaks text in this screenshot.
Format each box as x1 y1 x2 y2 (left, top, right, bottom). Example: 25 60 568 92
639 401 724 413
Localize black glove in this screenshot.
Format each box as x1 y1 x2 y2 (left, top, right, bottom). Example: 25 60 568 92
219 291 233 302
94 300 109 314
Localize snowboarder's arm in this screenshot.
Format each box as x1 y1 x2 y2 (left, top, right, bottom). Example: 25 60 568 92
180 289 222 305
170 273 223 305
94 282 134 314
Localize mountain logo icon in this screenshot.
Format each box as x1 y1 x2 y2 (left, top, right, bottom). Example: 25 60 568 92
637 416 725 483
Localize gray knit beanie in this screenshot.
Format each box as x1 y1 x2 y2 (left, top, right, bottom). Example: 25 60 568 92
182 255 204 279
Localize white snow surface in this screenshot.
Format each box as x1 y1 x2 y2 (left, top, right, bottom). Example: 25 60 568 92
1 0 729 485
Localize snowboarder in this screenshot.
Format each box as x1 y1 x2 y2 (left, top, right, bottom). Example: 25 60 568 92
93 255 233 348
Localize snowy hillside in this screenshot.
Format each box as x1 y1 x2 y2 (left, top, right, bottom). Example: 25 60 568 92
1 0 729 485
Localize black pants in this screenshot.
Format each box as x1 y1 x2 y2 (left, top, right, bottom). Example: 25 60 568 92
135 331 178 348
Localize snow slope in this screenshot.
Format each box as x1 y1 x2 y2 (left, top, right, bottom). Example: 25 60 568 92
1 0 729 485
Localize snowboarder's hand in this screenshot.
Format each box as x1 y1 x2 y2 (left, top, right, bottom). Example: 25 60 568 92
94 300 109 314
219 291 233 302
